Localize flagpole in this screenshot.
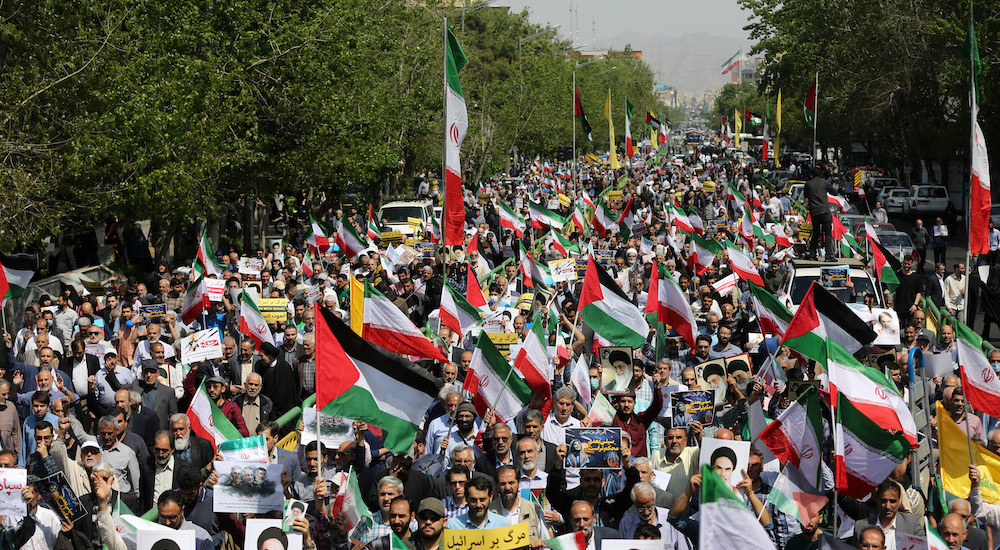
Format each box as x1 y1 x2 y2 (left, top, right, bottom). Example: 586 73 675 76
813 72 819 163
442 18 451 339
573 70 577 198
963 2 975 325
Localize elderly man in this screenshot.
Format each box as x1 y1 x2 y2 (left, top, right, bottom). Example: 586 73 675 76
98 414 141 511
618 482 690 549
568 500 620 550
541 387 582 446
233 372 274 435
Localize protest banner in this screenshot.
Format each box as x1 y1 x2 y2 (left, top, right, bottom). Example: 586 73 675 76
213 462 286 514
37 471 86 523
486 332 518 358
565 427 622 469
820 265 849 288
140 304 166 322
667 390 715 427
204 278 226 302
381 231 403 245
548 258 577 282
598 346 634 392
180 328 224 364
593 249 614 267
301 407 355 448
0 469 25 516
258 298 289 323
442 522 530 550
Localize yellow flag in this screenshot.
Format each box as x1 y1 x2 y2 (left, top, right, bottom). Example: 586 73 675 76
349 274 364 336
939 401 1000 503
776 89 782 132
775 90 782 167
606 90 621 169
651 111 659 149
734 109 742 147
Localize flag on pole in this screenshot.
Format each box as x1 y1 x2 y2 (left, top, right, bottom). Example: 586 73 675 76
316 305 441 453
646 262 697 349
550 230 580 256
0 252 37 303
180 274 208 325
925 517 949 550
865 222 901 291
605 90 621 170
444 24 468 247
439 282 482 337
764 463 828 528
624 99 634 158
366 205 381 240
334 215 368 259
971 66 991 254
499 202 526 238
647 111 660 149
361 280 448 362
721 51 740 74
194 230 224 277
514 312 554 400
544 531 586 550
464 333 533 422
187 379 243 449
957 325 1000 418
574 82 593 141
331 468 373 530
804 78 817 128
734 109 742 147
529 200 567 230
466 263 489 311
762 101 771 160
725 242 766 286
238 289 271 350
834 393 911 498
757 385 824 486
349 274 364 335
748 282 793 336
781 282 876 360
699 464 774 547
579 254 648 349
775 89 782 168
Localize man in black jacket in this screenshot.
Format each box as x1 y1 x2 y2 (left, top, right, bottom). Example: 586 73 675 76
170 413 215 476
255 342 300 423
805 165 836 260
129 364 179 431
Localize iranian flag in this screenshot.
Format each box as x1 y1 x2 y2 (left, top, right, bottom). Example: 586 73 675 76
687 231 720 275
725 242 766 286
781 282 876 361
550 230 580 256
593 200 619 236
194 230 224 277
513 312 554 400
579 254 648 349
180 274 209 325
301 249 314 278
499 202 526 238
444 24 468 246
865 222 900 291
835 393 911 498
773 224 792 248
529 200 567 230
334 215 368 259
465 263 489 312
957 324 1000 418
748 282 793 336
739 207 755 242
764 463 828 528
757 385 824 485
439 282 482 337
331 468 373 530
464 333 533 422
0 252 37 302
361 280 447 363
316 305 441 453
826 193 849 213
571 202 588 234
218 434 268 462
971 90 991 254
804 77 817 128
624 99 634 158
826 338 918 445
186 379 243 450
646 262 697 349
689 210 704 235
544 531 586 550
926 517 949 550
670 204 694 234
366 205 381 240
699 464 774 548
238 289 271 350
306 216 332 252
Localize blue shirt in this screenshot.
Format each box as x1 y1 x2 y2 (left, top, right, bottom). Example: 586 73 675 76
445 511 510 530
19 412 58 467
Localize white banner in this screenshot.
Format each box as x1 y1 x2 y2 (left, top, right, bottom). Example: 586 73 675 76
180 328 224 364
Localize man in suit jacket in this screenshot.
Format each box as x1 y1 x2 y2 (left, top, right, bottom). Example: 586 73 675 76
60 339 100 406
925 263 947 308
118 388 158 449
232 372 275 436
852 480 925 543
569 500 619 550
142 431 190 511
170 413 215 476
130 364 179 431
227 339 260 393
255 342 300 421
474 424 516 479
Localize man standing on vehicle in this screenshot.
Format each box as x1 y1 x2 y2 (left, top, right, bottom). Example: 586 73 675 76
805 165 835 260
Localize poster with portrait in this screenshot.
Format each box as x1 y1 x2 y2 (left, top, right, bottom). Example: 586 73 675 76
598 346 634 393
213 462 285 513
0 469 25 516
699 438 751 490
37 471 86 523
871 307 901 346
694 358 728 405
666 390 715 427
820 266 849 288
300 407 355 448
245 519 303 550
137 527 195 550
565 428 622 469
282 499 307 532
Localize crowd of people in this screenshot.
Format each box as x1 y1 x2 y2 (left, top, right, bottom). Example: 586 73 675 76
0 148 994 550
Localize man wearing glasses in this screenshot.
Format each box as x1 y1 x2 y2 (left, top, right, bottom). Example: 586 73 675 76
474 423 514 478
60 339 101 426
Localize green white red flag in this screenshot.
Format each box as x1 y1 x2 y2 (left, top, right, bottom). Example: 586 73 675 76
439 282 482 337
187 379 243 449
306 216 331 252
834 393 911 498
444 24 468 246
957 324 1000 418
749 282 793 336
757 385 824 486
513 312 553 400
334 215 368 259
499 202 526 238
180 274 209 325
764 463 828 527
646 261 697 349
238 289 271 350
464 333 533 423
194 230 224 277
699 464 775 548
331 468 373 530
544 531 586 550
361 280 447 362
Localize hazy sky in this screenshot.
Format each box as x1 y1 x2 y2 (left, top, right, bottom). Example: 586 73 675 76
496 0 754 50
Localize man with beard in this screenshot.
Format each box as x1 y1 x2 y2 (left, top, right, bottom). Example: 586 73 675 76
255 342 300 421
129 364 177 431
442 403 482 463
474 423 514 478
489 466 543 542
234 373 274 435
145 430 186 510
363 496 414 550
445 476 509 530
569 500 620 550
412 498 447 550
515 438 547 497
170 413 214 475
353 476 408 544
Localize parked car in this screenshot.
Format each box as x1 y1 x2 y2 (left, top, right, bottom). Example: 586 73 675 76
904 185 951 216
883 188 910 214
876 230 915 261
781 258 882 309
379 199 434 237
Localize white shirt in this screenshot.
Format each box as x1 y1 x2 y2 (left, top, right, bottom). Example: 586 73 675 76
3 506 61 550
154 455 176 504
541 414 580 446
876 515 898 550
131 338 176 370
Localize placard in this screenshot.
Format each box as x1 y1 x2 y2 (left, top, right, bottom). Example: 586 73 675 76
37 471 86 523
381 231 403 245
895 532 926 550
699 438 751 490
442 523 530 550
205 278 226 302
414 242 436 259
548 258 578 282
573 258 588 279
666 390 715 427
138 527 196 550
407 217 423 227
485 332 519 357
258 298 289 323
218 435 268 463
213 462 286 514
239 258 264 276
180 328 224 364
282 499 307 532
871 307 900 346
245 518 303 550
565 427 622 469
0 469 25 516
598 346 634 392
301 407 355 448
820 265 849 288
607 190 623 201
140 304 166 322
593 249 615 267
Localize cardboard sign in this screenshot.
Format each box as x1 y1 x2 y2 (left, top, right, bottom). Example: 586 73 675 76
799 222 813 241
258 298 289 323
667 390 715 427
895 532 926 550
239 258 264 275
699 438 751 490
415 242 436 258
213 462 286 514
607 190 623 201
0 469 26 516
205 278 226 302
485 332 519 357
565 428 622 469
820 265 849 288
442 523 530 550
558 193 571 208
407 217 423 227
593 249 615 266
548 258 577 282
381 231 403 245
180 328 224 364
301 407 356 448
140 303 166 322
574 258 588 279
138 527 196 550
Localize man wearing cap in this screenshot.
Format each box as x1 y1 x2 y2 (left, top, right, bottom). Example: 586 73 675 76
129 361 178 431
443 403 483 460
205 375 249 437
412 498 447 550
138 341 182 400
255 342 300 420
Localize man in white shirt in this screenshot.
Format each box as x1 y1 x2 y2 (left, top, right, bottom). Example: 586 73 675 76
1 475 61 550
944 262 967 318
541 387 581 446
515 437 547 496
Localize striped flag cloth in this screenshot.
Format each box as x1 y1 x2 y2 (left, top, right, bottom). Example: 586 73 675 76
331 468 373 529
439 282 482 337
238 289 271 350
194 230 224 277
757 385 824 486
464 333 532 422
334 215 368 259
699 464 775 548
834 393 911 498
0 252 37 302
764 463 828 528
579 254 648 349
361 280 447 363
187 379 243 450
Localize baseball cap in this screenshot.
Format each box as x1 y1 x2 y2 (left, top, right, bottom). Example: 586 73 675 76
207 375 227 386
417 498 445 518
81 440 102 453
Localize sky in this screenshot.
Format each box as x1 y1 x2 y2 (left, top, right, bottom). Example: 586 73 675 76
496 0 757 96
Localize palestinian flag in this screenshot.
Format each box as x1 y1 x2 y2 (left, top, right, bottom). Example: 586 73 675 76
334 215 368 259
305 216 332 253
361 280 447 362
464 333 533 422
513 312 554 400
574 81 593 141
331 468 373 530
316 305 442 453
764 463 828 527
866 222 900 291
749 282 793 336
757 385 824 485
550 230 580 256
781 282 876 360
544 531 586 550
593 200 619 236
529 200 566 230
725 242 765 286
194 230 224 277
366 205 381 240
827 193 848 213
439 282 482 337
187 379 243 449
0 252 38 302
238 289 271 350
579 254 648 349
180 274 209 325
646 262 697 349
834 393 911 498
826 338 917 445
957 324 1000 418
839 233 863 258
699 464 774 548
688 232 721 275
499 202 526 238
465 263 489 312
